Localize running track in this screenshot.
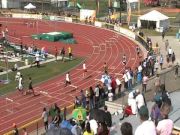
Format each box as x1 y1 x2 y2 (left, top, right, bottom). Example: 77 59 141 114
0 18 141 134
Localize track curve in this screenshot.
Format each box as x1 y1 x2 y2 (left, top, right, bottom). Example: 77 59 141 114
0 18 141 134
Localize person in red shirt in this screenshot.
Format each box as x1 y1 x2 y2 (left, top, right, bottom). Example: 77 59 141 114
111 77 116 95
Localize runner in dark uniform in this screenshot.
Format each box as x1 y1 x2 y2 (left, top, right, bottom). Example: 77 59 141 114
28 77 36 96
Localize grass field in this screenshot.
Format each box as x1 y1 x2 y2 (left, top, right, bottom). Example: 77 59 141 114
0 58 84 95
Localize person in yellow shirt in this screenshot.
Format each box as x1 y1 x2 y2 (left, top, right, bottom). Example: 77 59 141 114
68 46 72 60
83 122 94 135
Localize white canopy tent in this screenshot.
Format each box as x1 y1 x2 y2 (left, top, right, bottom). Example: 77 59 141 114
24 3 36 9
137 10 169 32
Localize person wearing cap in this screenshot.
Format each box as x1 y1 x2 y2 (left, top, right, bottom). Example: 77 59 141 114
135 89 145 110
135 106 156 135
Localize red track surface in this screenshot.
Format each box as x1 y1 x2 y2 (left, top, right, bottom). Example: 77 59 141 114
0 18 141 134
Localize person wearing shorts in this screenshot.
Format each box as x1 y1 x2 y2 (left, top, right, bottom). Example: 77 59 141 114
83 62 87 78
41 107 48 131
65 72 71 87
17 75 24 95
122 54 127 65
28 77 36 96
103 62 108 73
68 46 72 60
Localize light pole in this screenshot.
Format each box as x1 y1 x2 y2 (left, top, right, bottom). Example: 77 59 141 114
119 0 122 24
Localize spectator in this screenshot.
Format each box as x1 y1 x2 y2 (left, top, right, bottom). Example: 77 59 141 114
111 77 116 94
22 128 28 135
135 89 145 110
80 90 86 108
165 40 169 51
120 122 133 135
162 30 165 40
83 122 94 135
97 122 109 135
175 63 179 79
122 71 128 91
52 109 61 127
135 106 156 135
115 76 122 96
154 60 159 72
127 68 133 90
108 89 113 102
104 105 112 128
159 55 164 70
168 47 173 59
94 84 100 108
89 118 98 135
156 99 173 135
142 73 148 92
154 74 161 93
41 107 48 131
128 90 137 115
89 87 95 109
71 122 82 135
172 52 175 65
12 123 19 135
150 100 161 126
74 96 81 108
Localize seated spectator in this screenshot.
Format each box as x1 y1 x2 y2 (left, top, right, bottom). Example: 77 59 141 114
120 122 133 135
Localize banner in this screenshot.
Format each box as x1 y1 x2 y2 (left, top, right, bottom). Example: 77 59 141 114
65 17 72 23
80 9 96 21
94 21 102 27
114 25 135 39
12 13 42 19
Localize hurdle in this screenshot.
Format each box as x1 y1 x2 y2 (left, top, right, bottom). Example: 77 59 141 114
39 90 53 107
5 98 14 114
69 85 78 89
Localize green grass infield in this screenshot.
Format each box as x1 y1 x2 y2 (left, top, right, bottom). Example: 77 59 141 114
0 57 84 95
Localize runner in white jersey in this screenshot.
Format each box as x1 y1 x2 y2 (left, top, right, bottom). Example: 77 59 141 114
17 75 24 94
83 62 87 78
65 72 71 87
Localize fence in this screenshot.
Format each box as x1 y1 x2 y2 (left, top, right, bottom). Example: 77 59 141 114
2 14 179 134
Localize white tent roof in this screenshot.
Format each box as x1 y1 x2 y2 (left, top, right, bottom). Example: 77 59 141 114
127 0 139 3
139 10 169 21
24 3 36 9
